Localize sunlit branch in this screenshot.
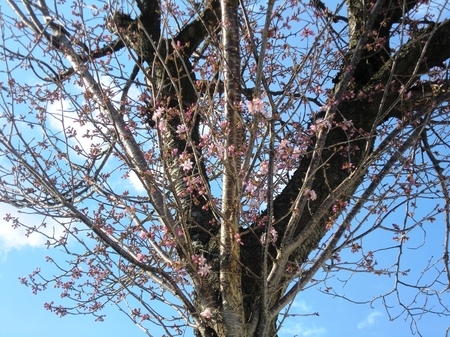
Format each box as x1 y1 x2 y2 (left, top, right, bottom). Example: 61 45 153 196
270 123 426 319
281 0 387 245
421 127 450 289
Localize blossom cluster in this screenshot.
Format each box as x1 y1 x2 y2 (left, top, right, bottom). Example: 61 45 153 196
191 254 211 277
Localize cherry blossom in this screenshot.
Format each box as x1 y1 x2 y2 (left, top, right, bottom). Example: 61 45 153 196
200 308 213 320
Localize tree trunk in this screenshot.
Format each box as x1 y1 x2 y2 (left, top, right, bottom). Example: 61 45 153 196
219 0 246 335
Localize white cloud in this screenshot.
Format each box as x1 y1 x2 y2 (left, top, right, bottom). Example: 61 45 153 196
292 299 312 312
0 203 63 259
129 170 146 192
46 97 105 155
280 322 326 337
278 295 325 337
357 311 382 329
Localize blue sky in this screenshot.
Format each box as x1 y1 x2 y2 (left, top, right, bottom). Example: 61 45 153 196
1 213 449 337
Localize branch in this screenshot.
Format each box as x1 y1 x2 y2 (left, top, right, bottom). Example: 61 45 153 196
369 20 450 91
52 39 126 82
135 0 161 42
269 121 426 319
175 0 221 57
421 127 450 289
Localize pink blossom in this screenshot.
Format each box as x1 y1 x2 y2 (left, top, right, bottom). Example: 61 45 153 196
127 205 136 214
176 124 188 137
197 255 207 266
171 40 184 50
207 143 216 155
219 120 229 130
214 142 225 159
278 139 290 150
247 97 266 115
245 180 257 194
342 162 354 171
140 314 150 322
192 254 210 276
341 119 353 131
305 189 317 201
179 152 193 172
180 159 193 171
192 254 207 266
198 264 211 277
259 161 269 175
152 107 165 121
404 90 413 101
270 227 278 244
277 139 292 160
234 233 244 245
261 226 278 245
158 119 167 132
301 27 315 37
310 118 331 132
200 308 213 319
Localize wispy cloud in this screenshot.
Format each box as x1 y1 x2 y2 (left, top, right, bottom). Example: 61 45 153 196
292 299 313 312
278 299 325 337
357 311 382 329
46 97 106 155
280 322 326 337
0 204 62 259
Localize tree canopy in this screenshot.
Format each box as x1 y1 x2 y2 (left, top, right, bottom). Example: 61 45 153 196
1 0 450 336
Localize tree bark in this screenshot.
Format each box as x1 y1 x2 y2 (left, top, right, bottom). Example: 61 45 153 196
219 0 245 335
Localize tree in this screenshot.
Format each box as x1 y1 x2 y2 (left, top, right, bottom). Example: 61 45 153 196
1 0 450 336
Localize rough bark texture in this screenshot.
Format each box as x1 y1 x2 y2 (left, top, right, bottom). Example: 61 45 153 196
219 0 245 335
